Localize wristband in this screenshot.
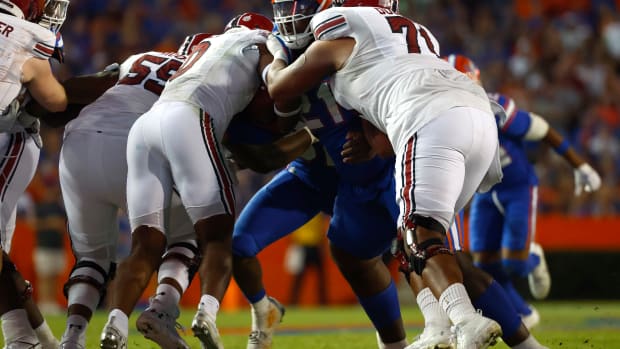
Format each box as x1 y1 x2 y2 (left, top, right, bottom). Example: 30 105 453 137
554 139 570 155
274 104 301 118
261 63 272 85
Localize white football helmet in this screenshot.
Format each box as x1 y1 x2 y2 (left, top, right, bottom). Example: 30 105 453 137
38 0 69 32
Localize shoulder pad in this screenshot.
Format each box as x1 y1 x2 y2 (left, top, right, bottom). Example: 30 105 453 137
312 8 350 41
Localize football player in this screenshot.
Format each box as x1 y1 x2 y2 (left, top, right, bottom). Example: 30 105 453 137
232 1 408 349
264 0 505 348
54 38 206 349
98 13 285 349
0 0 68 347
447 54 600 326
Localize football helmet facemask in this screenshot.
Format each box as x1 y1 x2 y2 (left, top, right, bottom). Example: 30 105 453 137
272 0 332 49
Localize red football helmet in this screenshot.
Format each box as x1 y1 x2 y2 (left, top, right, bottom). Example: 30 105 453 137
334 0 398 12
443 54 480 80
177 32 213 56
224 12 274 32
272 0 332 49
0 0 45 21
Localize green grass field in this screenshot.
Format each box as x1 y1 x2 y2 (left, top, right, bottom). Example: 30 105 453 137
14 301 620 348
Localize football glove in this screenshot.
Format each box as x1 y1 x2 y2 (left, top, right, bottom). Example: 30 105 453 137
0 99 20 132
266 33 293 65
573 163 601 196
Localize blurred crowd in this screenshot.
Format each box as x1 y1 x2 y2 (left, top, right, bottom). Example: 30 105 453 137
19 0 620 311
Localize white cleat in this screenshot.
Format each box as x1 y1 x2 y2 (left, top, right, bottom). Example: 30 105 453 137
405 326 455 349
38 337 60 349
136 301 189 349
99 319 127 349
528 243 551 300
452 315 502 349
247 296 286 349
192 308 224 349
520 305 540 330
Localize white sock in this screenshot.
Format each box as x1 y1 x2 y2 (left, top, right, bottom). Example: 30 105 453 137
199 294 220 321
153 283 181 312
34 320 58 346
250 295 270 331
1 309 38 344
67 283 100 314
107 309 129 338
63 314 88 339
512 334 545 349
438 283 478 325
417 287 451 328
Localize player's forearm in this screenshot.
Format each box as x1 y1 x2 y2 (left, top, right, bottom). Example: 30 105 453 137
544 127 585 168
63 69 119 105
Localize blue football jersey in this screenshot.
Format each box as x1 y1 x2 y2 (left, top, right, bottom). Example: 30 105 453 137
299 82 394 188
488 93 539 188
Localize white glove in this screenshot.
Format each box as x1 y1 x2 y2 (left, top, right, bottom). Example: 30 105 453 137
0 99 20 132
17 111 42 148
573 163 601 196
266 33 292 64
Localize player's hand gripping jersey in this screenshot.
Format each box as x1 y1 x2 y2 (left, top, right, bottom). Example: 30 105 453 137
310 6 491 152
158 28 269 142
0 12 55 118
65 51 186 136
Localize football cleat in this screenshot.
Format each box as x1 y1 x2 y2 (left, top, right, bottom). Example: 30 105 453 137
452 314 502 349
99 319 127 349
405 325 455 349
528 242 551 300
247 296 286 349
192 307 224 349
136 300 189 349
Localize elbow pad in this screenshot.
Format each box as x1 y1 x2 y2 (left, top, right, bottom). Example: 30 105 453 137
524 113 549 141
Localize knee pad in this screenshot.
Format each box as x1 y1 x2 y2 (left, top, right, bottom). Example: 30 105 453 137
502 258 530 278
405 214 446 234
63 258 114 306
401 219 452 276
159 241 200 288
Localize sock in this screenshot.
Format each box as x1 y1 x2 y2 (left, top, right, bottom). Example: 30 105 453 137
512 334 545 349
63 314 88 337
199 294 220 322
478 261 532 315
34 320 58 346
246 289 267 304
358 281 402 330
107 309 129 338
67 283 100 314
439 283 478 325
250 295 273 331
1 309 38 344
416 287 451 328
153 283 181 312
473 280 522 338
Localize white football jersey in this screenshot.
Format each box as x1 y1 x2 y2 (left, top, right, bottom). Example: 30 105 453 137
0 13 55 115
311 7 492 152
158 27 268 136
65 51 186 136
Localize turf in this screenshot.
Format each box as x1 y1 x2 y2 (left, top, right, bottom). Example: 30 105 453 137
8 301 620 348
